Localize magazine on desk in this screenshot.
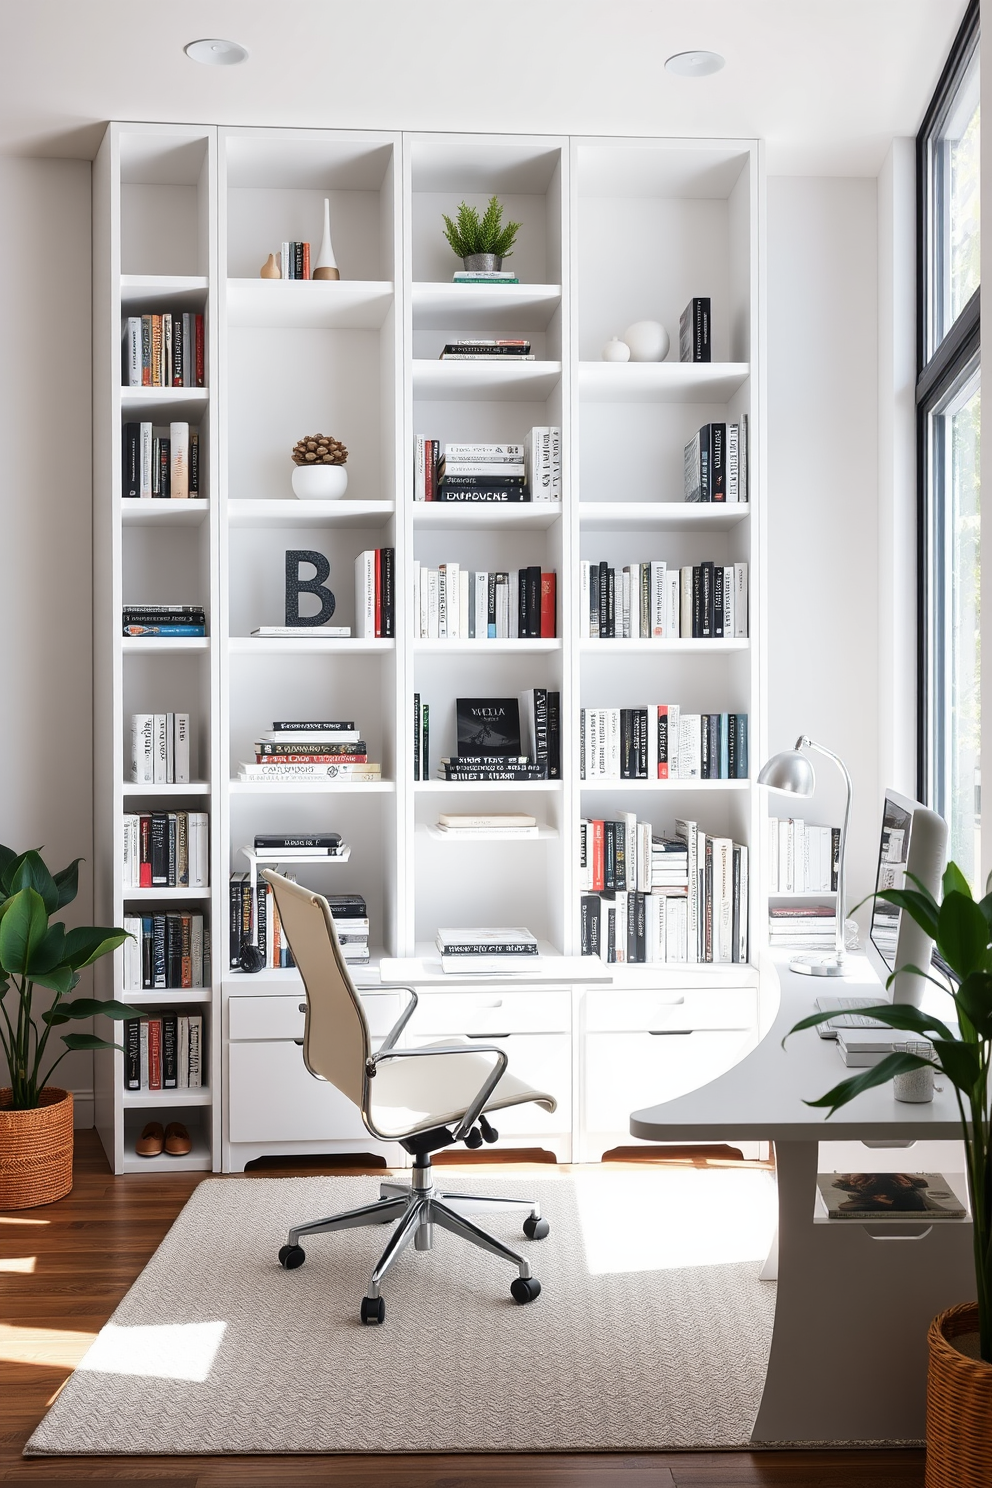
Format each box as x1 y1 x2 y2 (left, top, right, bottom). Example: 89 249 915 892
815 1173 967 1221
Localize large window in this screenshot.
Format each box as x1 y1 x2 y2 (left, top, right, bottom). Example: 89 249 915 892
918 0 981 882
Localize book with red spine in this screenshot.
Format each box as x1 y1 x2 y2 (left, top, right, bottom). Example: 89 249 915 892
194 315 205 387
139 814 152 888
591 819 605 891
147 1017 162 1089
540 572 556 638
657 705 671 779
302 242 311 279
374 548 382 638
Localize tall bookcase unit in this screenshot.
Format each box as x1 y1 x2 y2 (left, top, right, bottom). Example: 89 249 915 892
94 125 765 1175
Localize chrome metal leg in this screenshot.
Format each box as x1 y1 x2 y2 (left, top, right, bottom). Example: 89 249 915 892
379 1180 411 1200
366 1198 425 1298
439 1193 540 1219
431 1199 532 1280
288 1195 408 1246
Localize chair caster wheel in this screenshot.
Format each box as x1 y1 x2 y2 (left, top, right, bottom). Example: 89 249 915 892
361 1295 385 1325
510 1276 541 1304
523 1216 549 1240
278 1244 305 1269
463 1127 484 1149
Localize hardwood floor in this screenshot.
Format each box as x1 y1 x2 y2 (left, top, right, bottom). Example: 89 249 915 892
0 1132 926 1488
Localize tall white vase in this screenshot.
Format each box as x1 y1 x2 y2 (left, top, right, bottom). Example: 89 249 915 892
312 198 340 281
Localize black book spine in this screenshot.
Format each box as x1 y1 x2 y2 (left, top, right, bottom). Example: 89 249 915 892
165 913 179 987
257 741 367 756
694 297 711 361
124 1018 141 1089
627 894 638 964
413 693 421 781
123 423 140 499
150 813 168 885
606 901 617 964
435 488 526 502
587 895 601 957
831 827 841 891
635 890 647 964
526 566 541 638
701 561 714 638
636 707 648 778
736 714 748 778
606 567 616 638
727 711 737 780
253 834 342 848
158 438 171 499
732 845 742 964
599 563 610 638
422 702 429 781
709 713 720 779
161 1012 178 1087
440 474 528 487
700 425 711 502
590 562 600 637
141 916 153 989
172 316 184 386
547 690 561 780
256 882 267 967
604 821 616 890
620 710 634 780
711 422 726 501
189 430 199 494
152 914 167 989
580 894 592 956
229 874 242 968
615 820 626 889
533 689 549 771
517 568 527 637
714 563 724 637
692 566 702 638
701 714 711 778
381 548 395 638
487 573 497 634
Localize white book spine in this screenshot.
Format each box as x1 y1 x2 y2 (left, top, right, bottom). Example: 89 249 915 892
614 891 627 964
678 714 701 779
177 1016 189 1089
130 714 154 784
579 561 591 637
139 422 153 499
458 568 470 639
607 708 621 779
170 422 189 499
427 570 439 638
166 712 175 782
449 562 461 638
474 572 487 640
770 817 780 892
679 566 693 637
195 812 208 887
734 563 748 636
716 839 734 963
125 317 142 386
737 844 749 963
650 561 666 636
723 566 735 638
418 564 429 638
355 550 376 638
666 571 680 638
122 916 140 990
281 242 291 280
153 714 168 784
174 713 190 784
508 570 518 639
726 421 739 501
437 564 448 639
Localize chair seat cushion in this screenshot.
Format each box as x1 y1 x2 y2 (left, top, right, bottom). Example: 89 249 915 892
369 1038 556 1138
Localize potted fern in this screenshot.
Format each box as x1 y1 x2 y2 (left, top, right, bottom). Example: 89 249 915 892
442 195 522 272
787 862 992 1486
0 844 134 1208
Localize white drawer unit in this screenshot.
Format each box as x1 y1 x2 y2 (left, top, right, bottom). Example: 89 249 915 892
228 1039 369 1144
584 987 757 1034
228 991 402 1042
409 989 571 1037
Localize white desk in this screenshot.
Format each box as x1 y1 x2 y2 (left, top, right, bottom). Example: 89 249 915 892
630 952 975 1444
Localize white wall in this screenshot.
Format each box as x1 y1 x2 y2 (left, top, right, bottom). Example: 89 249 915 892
0 158 94 1123
766 177 880 925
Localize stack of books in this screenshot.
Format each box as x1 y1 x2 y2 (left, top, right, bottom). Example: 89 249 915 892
122 812 209 888
769 905 838 949
439 338 533 361
452 268 519 285
354 548 395 638
580 706 748 780
130 713 191 784
238 720 381 784
122 912 209 989
123 604 205 638
122 312 205 388
580 560 747 639
413 431 560 502
122 421 200 500
770 817 839 892
679 297 711 363
122 1014 203 1091
684 417 748 503
435 812 539 838
413 564 556 638
436 926 539 972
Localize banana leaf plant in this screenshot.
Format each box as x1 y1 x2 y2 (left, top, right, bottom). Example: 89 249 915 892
0 843 135 1110
786 862 992 1363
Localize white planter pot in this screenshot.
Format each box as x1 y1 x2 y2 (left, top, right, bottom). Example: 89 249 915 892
292 464 348 500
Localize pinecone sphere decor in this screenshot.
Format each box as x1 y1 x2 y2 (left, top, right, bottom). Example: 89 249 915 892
291 434 348 466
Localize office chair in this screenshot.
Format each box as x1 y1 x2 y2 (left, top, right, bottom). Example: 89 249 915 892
263 870 557 1324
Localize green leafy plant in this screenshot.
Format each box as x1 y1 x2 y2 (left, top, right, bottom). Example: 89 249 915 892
441 196 521 260
787 862 992 1361
0 844 134 1110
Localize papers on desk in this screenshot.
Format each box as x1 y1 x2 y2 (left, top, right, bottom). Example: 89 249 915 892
836 1028 908 1066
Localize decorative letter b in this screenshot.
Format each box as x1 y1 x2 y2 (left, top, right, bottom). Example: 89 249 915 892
285 550 336 626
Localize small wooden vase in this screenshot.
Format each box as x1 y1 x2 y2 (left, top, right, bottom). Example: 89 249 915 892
260 253 281 279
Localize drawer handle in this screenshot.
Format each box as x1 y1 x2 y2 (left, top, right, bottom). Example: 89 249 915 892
648 1029 693 1036
293 1038 304 1046
299 1003 307 1014
467 1033 511 1040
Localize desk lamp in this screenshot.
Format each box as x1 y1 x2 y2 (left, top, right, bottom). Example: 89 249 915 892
758 735 852 977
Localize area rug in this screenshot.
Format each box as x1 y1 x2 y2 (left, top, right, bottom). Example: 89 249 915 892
26 1168 778 1455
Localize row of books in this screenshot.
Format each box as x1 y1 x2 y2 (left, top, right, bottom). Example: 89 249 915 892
438 338 534 361
238 719 381 783
579 707 749 781
770 817 840 893
123 1014 204 1091
769 905 837 947
123 604 205 638
413 565 556 640
122 422 200 500
683 418 748 503
355 549 396 639
275 242 311 279
122 813 209 889
130 713 191 785
122 913 210 990
122 312 205 388
414 693 562 782
579 816 689 893
414 433 560 502
229 883 367 969
579 560 748 640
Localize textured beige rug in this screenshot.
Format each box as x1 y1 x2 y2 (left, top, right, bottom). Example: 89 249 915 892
26 1168 778 1455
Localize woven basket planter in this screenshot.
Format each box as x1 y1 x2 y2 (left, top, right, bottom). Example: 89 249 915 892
926 1302 992 1487
0 1087 73 1209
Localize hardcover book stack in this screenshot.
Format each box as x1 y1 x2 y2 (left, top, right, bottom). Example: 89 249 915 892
580 706 748 780
238 720 381 784
769 817 840 893
768 905 838 950
580 816 748 964
122 813 209 889
413 564 556 639
130 713 191 784
122 912 209 989
428 694 560 783
452 267 518 284
436 926 539 971
229 881 368 969
122 312 205 388
579 559 747 639
439 338 534 361
123 604 205 638
122 422 200 500
434 812 539 839
354 548 396 638
414 432 560 502
678 296 711 363
122 1013 204 1091
683 417 748 503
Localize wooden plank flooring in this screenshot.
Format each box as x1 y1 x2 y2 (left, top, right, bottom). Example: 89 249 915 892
0 1132 926 1487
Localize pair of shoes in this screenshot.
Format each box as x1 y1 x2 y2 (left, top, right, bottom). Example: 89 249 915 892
135 1121 192 1157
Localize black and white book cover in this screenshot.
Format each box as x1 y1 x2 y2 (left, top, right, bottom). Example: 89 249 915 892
815 1173 966 1221
456 697 522 757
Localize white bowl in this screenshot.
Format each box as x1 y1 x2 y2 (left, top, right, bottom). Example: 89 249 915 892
292 464 348 500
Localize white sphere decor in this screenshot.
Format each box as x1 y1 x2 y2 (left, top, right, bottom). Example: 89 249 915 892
601 337 631 362
623 320 670 362
292 463 349 500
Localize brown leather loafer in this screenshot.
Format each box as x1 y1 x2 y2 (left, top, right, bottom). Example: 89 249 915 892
164 1121 192 1156
136 1121 164 1157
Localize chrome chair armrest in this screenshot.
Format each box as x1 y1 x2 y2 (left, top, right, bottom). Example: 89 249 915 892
374 985 419 1055
369 1043 508 1140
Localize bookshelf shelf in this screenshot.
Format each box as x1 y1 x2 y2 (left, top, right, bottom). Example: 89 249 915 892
120 274 208 312
123 888 212 901
122 637 210 653
122 1141 213 1174
421 823 558 841
122 1087 212 1108
122 781 211 796
415 780 564 794
121 387 209 420
412 282 562 330
124 991 212 1006
578 779 749 793
413 503 561 531
413 359 562 401
228 636 393 655
580 638 749 654
228 779 395 794
578 361 750 404
579 501 750 531
121 498 211 527
226 278 394 330
414 638 561 654
227 498 395 530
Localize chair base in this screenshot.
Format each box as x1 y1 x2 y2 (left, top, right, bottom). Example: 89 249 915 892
279 1160 548 1320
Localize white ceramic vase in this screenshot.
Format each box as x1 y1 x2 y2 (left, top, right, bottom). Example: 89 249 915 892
623 320 670 362
292 464 348 500
601 337 631 362
312 198 340 281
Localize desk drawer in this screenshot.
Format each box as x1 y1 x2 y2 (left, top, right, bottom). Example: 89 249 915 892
410 990 570 1037
228 1039 368 1143
584 987 756 1034
409 1032 570 1135
583 1028 753 1133
229 992 401 1042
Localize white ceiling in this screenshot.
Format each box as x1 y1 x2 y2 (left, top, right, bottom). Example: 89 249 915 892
0 0 967 174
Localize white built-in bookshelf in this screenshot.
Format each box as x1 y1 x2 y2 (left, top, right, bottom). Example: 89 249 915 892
93 125 765 1174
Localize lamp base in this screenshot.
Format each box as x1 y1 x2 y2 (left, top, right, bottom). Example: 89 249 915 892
790 954 845 977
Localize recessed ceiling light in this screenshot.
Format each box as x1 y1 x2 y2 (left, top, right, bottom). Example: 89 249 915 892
665 50 725 77
184 38 249 67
